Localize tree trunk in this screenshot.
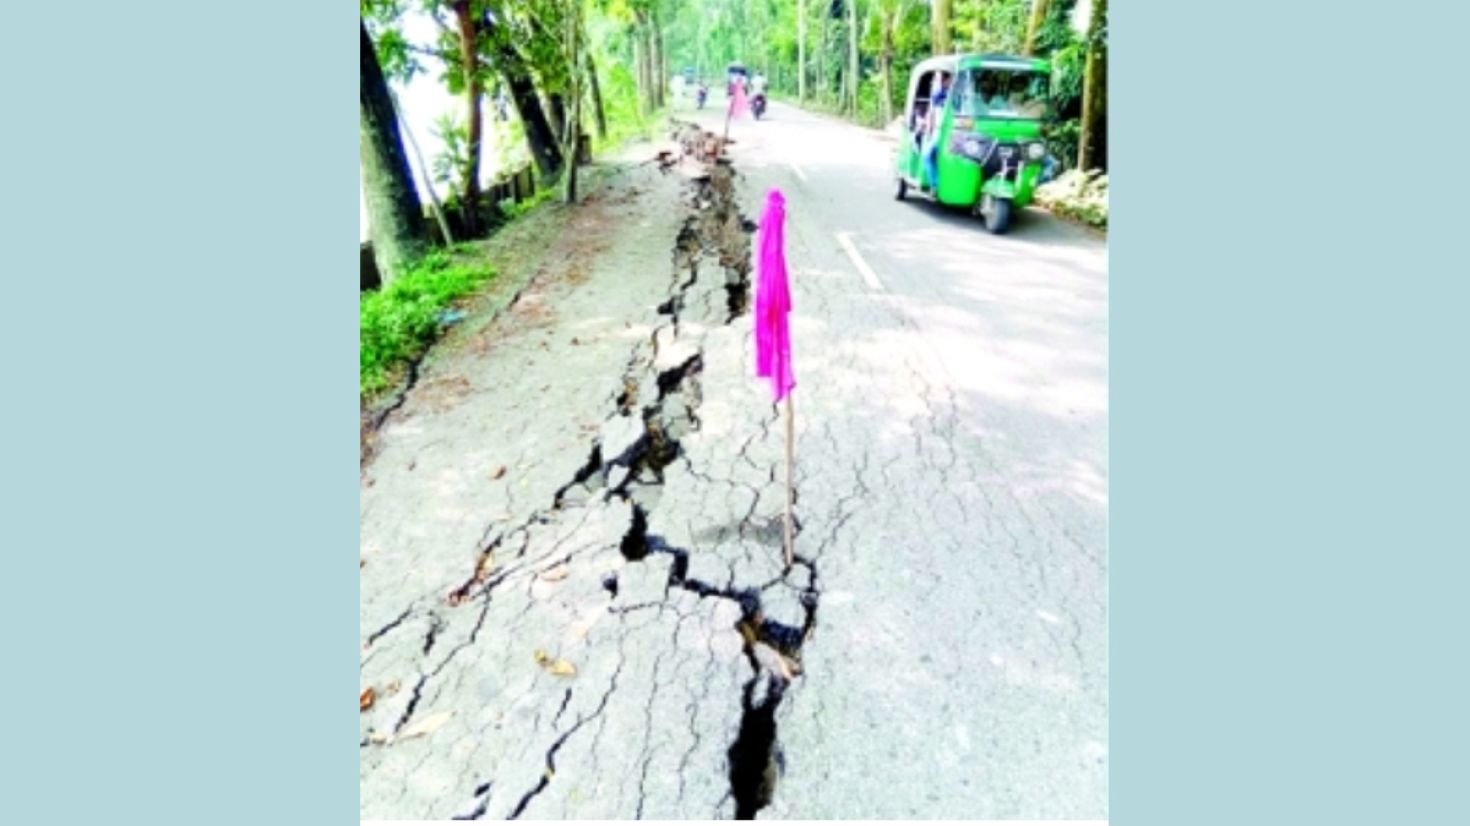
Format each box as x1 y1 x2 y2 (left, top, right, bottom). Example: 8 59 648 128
633 17 652 115
509 77 563 180
931 0 951 54
1077 0 1106 170
480 9 563 180
848 0 859 117
1023 0 1050 55
548 94 568 143
450 2 482 235
586 50 607 139
880 12 895 124
797 0 806 103
817 13 827 100
562 1 581 203
360 20 429 285
652 17 665 108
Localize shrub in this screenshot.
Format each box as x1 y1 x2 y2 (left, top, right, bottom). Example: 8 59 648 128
360 252 496 398
1036 169 1108 229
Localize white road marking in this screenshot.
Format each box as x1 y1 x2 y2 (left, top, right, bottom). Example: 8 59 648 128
835 231 884 291
789 162 809 182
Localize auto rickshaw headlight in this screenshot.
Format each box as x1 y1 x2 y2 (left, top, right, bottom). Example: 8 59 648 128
964 138 982 157
1027 142 1046 161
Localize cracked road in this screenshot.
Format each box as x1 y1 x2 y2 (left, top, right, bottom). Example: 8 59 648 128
360 101 1106 821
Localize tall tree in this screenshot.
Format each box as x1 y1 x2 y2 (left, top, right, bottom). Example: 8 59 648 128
631 11 652 114
361 19 429 285
478 3 564 180
931 0 951 54
817 6 828 100
876 0 908 124
1077 0 1105 170
651 12 666 108
585 48 608 139
562 0 584 203
448 1 484 234
547 94 568 141
847 0 859 116
797 0 807 103
1023 0 1049 55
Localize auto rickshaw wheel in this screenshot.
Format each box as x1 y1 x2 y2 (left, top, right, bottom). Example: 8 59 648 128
895 177 908 201
978 195 1012 235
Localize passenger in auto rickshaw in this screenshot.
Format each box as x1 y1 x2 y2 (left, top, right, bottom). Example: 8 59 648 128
922 72 952 191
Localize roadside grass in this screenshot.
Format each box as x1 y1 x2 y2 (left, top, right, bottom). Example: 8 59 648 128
360 251 496 400
497 187 555 221
361 104 670 405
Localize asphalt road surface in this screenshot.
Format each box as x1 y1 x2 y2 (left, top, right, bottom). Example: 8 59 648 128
359 96 1107 821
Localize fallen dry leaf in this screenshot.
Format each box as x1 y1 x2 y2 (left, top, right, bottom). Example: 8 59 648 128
534 649 577 678
539 565 570 583
400 710 453 739
360 687 376 712
492 466 507 480
476 551 497 580
360 558 366 569
369 731 388 744
386 679 402 696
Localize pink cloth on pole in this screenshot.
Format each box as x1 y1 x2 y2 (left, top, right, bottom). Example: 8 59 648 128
730 81 749 119
754 189 795 402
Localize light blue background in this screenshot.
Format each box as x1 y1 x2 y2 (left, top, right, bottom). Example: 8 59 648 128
1 2 1467 824
0 3 356 823
1113 1 1469 823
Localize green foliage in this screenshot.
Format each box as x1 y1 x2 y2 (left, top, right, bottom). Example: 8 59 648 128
374 26 424 83
360 251 498 398
430 113 473 190
597 59 654 147
497 187 556 221
953 0 1027 54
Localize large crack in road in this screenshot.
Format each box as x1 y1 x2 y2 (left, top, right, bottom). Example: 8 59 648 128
361 123 821 819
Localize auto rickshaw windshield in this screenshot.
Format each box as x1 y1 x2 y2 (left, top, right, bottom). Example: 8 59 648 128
951 68 1049 120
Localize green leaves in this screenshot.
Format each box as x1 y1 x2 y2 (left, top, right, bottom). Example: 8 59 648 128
360 253 497 398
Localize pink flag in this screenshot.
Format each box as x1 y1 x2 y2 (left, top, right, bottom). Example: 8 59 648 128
754 189 794 402
729 81 750 120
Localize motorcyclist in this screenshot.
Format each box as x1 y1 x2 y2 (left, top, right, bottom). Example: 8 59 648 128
750 72 768 116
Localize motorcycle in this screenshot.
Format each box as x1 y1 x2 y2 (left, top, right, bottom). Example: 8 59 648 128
751 92 767 120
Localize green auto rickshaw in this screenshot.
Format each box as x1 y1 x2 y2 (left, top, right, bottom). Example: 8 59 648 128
895 53 1051 234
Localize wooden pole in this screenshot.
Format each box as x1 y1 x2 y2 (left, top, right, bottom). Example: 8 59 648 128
784 395 794 569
